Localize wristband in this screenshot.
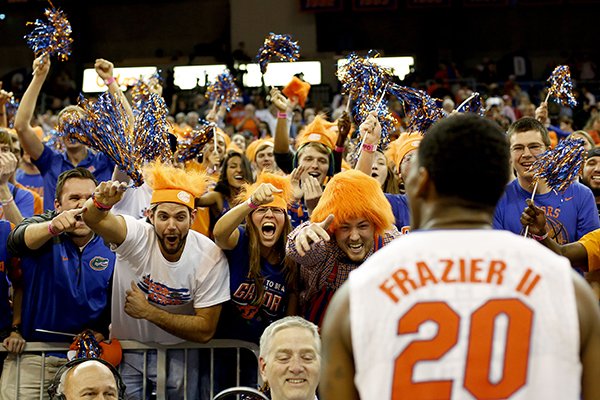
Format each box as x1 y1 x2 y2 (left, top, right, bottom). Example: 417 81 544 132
362 143 376 153
48 222 60 237
247 197 259 210
105 76 116 86
277 112 288 119
335 145 345 153
11 324 20 334
92 193 112 211
531 231 548 241
0 196 14 206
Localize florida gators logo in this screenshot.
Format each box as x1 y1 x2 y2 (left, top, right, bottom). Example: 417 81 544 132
89 256 109 271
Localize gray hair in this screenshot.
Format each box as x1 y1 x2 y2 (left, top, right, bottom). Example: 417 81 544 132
259 316 321 359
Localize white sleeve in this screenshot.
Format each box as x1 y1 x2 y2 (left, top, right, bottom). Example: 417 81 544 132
113 215 152 269
193 245 231 308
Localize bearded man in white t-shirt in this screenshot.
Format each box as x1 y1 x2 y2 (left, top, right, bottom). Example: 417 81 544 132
82 162 230 399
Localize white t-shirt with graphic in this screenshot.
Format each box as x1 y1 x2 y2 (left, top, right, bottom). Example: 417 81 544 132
111 215 230 344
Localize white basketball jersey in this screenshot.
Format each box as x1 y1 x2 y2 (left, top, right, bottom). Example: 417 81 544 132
349 230 581 400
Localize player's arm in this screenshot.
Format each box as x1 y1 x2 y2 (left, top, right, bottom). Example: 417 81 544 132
319 283 360 400
573 272 600 400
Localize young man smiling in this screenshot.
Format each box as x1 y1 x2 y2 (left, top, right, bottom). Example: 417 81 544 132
286 169 399 326
493 117 599 244
81 162 230 399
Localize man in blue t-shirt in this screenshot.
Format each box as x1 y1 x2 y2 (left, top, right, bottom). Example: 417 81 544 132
14 57 131 212
0 168 115 399
494 117 600 244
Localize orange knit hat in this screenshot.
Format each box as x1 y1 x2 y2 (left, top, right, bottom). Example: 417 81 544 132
245 139 274 162
310 169 394 235
296 115 336 150
282 76 311 107
143 161 208 209
386 132 422 169
238 172 292 210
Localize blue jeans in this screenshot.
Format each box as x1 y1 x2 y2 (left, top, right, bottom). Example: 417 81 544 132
119 349 200 399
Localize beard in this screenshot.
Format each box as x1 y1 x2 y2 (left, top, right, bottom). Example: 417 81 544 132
159 233 188 255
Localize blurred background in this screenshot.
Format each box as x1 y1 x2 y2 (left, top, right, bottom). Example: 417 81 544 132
0 0 599 128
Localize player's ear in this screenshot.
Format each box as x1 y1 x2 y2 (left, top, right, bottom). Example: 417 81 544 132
414 166 431 199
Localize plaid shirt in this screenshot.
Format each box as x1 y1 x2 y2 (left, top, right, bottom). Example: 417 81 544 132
286 221 401 307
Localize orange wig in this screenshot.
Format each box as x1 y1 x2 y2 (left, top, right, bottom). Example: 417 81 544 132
310 169 394 235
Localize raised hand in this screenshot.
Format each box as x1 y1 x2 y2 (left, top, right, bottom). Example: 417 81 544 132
250 183 283 207
0 152 18 185
520 198 547 236
294 214 334 257
302 175 322 211
535 102 549 124
32 55 50 78
289 166 306 201
93 180 128 209
337 111 352 140
359 111 381 146
270 87 289 112
94 58 115 82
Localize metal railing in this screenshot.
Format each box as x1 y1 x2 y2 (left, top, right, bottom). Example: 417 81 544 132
0 339 261 400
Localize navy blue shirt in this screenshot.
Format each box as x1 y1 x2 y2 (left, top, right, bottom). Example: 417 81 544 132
8 211 115 342
216 226 290 344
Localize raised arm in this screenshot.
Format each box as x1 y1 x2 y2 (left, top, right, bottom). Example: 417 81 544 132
94 59 135 129
14 56 48 160
271 87 292 154
213 183 282 250
354 112 381 175
82 180 128 246
333 111 351 174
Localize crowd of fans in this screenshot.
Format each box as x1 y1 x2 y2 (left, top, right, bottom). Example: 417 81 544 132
0 50 598 399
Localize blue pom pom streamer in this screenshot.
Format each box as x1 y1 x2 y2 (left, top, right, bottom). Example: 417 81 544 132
24 3 73 61
256 32 300 74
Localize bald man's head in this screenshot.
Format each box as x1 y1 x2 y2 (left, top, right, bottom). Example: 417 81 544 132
61 360 118 399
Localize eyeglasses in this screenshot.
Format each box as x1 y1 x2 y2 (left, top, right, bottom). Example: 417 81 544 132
510 143 545 155
254 207 286 216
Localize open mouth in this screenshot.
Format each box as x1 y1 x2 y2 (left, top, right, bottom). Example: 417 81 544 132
261 222 276 238
234 174 244 181
348 243 364 254
371 172 379 178
592 175 600 182
165 235 179 245
308 171 321 179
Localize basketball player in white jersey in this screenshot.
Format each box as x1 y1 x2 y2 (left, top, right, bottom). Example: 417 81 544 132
320 114 600 400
